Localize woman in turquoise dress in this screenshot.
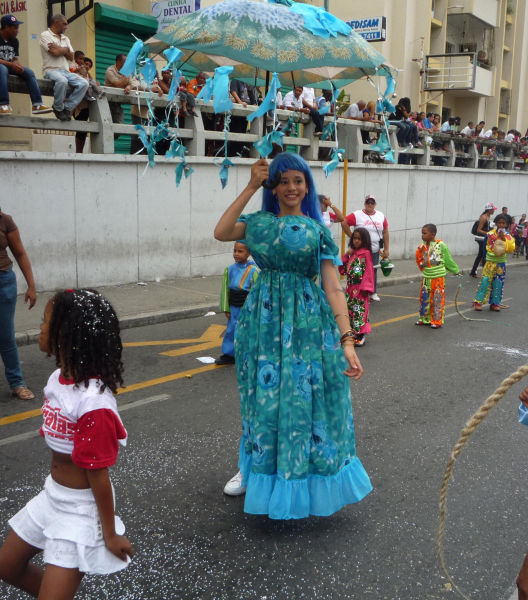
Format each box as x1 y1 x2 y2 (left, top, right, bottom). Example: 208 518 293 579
214 153 372 519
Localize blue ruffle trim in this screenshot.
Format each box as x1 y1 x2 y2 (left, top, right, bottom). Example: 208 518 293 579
238 441 372 520
519 402 528 426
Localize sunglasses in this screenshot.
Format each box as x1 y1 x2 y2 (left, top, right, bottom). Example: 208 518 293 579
365 199 376 205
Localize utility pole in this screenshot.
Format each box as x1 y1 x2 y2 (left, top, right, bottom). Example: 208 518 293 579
324 0 329 9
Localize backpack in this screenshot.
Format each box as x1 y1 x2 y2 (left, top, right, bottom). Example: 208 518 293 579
471 220 479 235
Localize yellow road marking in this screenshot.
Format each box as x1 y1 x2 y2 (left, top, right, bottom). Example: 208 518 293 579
0 364 227 427
371 302 460 328
115 363 227 394
380 294 419 300
123 325 225 347
0 408 42 426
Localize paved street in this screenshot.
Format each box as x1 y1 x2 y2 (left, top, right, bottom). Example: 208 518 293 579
1 271 527 600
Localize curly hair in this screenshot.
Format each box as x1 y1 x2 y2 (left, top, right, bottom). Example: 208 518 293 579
348 227 372 253
46 289 124 393
262 152 323 223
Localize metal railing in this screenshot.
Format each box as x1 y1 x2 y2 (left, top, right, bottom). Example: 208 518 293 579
424 53 476 91
1 75 527 171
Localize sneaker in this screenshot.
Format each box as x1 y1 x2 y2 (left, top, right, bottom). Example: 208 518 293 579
53 108 71 121
490 304 500 312
31 104 52 115
215 354 235 365
430 324 441 329
415 320 429 326
473 302 482 311
223 471 246 496
354 335 365 347
370 293 381 302
0 105 12 115
86 95 96 102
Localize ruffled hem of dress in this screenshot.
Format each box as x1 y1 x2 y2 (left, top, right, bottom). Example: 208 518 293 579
238 446 372 520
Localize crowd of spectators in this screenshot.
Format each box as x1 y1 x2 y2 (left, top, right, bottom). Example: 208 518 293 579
2 11 528 165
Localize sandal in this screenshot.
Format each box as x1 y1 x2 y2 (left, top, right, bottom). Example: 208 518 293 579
12 386 35 400
490 305 501 312
415 320 428 326
473 302 482 311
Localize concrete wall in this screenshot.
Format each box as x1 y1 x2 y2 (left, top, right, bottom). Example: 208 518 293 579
1 151 527 291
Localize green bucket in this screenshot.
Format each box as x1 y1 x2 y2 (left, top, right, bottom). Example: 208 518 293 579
380 258 394 277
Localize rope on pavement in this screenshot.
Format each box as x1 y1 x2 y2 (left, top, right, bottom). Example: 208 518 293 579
437 363 528 599
454 279 490 323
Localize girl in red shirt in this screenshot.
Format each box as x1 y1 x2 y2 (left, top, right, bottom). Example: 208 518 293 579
0 289 133 599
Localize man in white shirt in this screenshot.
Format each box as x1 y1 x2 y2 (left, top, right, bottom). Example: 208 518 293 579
39 14 88 121
440 117 455 133
340 195 390 301
343 100 366 120
483 126 498 139
460 121 474 136
283 85 305 111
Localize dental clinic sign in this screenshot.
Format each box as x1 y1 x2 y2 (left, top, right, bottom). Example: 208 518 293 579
151 0 200 32
347 16 386 42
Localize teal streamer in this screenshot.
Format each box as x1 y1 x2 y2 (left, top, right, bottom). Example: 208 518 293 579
168 69 181 102
247 72 281 123
141 58 157 87
134 124 156 167
219 158 235 189
162 46 183 70
323 148 344 178
212 65 234 114
382 149 395 163
383 98 395 112
196 77 213 102
321 121 335 141
254 134 274 158
289 4 351 38
166 139 186 159
369 130 390 153
175 160 194 186
120 39 143 77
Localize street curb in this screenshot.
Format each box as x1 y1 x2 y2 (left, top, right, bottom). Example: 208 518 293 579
14 261 528 347
15 303 219 348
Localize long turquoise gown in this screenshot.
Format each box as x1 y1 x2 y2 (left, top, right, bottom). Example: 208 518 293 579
235 211 372 519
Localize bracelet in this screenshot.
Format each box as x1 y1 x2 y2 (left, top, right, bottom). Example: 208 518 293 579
333 313 349 319
339 330 355 344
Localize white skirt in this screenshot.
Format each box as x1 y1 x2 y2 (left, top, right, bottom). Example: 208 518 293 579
9 474 131 574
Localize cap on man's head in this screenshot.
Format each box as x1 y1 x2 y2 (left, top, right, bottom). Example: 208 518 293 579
1 15 23 27
365 194 376 203
484 203 497 211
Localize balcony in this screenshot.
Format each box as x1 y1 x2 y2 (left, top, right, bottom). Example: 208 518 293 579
424 53 493 96
447 0 498 27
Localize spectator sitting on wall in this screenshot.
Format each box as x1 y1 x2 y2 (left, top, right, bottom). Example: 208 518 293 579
73 57 104 154
70 49 85 74
283 85 306 111
388 97 422 151
317 89 334 115
301 86 323 136
39 14 88 122
416 111 431 132
423 112 433 129
104 53 134 128
454 116 461 133
187 72 207 97
440 116 456 133
483 125 498 139
0 15 51 116
431 113 441 132
460 121 474 136
361 100 382 144
229 78 255 156
343 99 366 120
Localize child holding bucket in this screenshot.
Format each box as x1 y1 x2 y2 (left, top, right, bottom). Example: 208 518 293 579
339 227 375 347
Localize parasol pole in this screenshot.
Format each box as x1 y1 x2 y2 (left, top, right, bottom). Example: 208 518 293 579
262 70 271 139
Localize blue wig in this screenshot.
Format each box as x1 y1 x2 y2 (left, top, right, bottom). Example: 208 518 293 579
261 152 323 224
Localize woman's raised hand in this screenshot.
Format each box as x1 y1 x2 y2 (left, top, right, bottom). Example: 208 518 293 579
248 159 269 191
